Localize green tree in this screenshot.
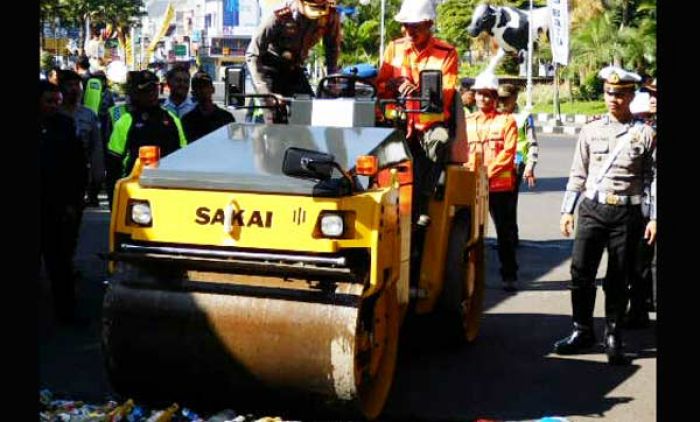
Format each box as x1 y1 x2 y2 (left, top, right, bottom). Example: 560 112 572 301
435 0 477 60
564 0 655 87
338 0 403 67
50 0 145 54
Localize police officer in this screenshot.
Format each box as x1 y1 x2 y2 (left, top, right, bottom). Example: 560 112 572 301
465 72 519 292
626 78 657 328
84 70 116 206
106 70 188 205
460 77 477 114
245 0 341 122
57 70 104 210
555 66 656 365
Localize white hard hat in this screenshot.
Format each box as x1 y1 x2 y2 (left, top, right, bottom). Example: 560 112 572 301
472 70 499 91
630 91 651 114
395 0 436 23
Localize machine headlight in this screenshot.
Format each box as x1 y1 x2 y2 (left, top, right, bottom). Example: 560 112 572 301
320 213 344 237
129 201 153 227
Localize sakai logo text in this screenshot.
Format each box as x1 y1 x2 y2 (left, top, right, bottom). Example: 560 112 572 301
195 207 273 228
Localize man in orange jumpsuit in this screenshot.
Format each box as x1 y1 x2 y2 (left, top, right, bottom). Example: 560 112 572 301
375 0 459 225
465 71 519 291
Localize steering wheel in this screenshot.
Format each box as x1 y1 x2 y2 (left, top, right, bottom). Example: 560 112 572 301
316 73 377 99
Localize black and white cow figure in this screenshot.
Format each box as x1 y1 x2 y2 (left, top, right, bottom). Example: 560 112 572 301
467 3 550 60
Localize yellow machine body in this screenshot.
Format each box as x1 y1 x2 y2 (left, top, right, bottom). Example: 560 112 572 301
103 122 487 418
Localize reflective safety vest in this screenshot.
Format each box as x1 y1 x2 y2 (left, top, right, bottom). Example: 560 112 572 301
466 112 517 192
83 78 103 115
514 113 533 165
108 108 188 176
108 104 129 126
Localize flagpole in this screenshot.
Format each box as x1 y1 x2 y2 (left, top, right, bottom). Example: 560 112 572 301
380 0 386 61
526 0 533 112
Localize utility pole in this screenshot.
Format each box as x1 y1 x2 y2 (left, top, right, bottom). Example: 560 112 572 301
553 62 561 124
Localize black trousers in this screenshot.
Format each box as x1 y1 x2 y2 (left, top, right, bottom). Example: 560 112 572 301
570 198 643 328
252 60 314 123
409 140 445 223
629 219 656 313
489 190 518 281
513 161 526 242
40 204 83 319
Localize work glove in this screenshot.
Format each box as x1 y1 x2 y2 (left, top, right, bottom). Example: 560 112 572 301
421 124 451 163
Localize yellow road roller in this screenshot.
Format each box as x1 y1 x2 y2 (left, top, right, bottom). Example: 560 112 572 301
102 71 488 419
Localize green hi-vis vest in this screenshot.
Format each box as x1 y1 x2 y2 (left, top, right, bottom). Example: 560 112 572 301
83 78 103 115
514 113 532 166
108 108 188 176
108 104 129 126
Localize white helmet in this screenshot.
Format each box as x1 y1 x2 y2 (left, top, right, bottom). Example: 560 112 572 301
472 70 499 91
630 91 651 114
395 0 436 23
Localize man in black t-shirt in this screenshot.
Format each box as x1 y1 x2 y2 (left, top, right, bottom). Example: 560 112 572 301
106 70 188 206
182 71 236 142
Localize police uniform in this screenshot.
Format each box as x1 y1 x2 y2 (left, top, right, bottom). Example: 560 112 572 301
627 78 657 326
61 105 104 207
245 0 341 114
555 67 656 364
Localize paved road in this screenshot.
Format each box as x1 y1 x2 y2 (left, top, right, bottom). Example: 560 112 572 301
38 134 656 421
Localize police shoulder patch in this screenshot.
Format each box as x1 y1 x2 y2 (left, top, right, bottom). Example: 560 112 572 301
586 114 604 124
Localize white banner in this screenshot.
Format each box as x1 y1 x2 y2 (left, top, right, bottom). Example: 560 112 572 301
239 0 261 27
547 0 569 66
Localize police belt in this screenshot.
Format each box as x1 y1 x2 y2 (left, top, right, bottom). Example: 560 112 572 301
262 51 301 71
585 190 642 206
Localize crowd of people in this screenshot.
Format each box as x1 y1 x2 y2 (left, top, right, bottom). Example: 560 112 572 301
39 57 235 325
39 0 656 367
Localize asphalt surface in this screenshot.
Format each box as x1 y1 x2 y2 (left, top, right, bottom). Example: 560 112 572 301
38 133 656 421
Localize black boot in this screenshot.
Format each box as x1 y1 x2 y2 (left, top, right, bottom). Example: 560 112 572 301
553 323 596 355
604 322 629 365
623 309 650 329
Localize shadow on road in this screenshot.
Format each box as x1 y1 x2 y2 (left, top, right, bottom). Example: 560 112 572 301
484 238 574 299
39 208 656 421
384 313 656 421
39 208 113 402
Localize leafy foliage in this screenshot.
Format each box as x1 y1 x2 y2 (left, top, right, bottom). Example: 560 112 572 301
41 0 145 52
338 0 403 67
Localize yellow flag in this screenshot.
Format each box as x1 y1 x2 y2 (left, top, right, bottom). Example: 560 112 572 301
145 2 175 63
123 34 133 68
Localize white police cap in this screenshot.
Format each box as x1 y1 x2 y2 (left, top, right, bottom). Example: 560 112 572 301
598 66 641 92
630 91 651 114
